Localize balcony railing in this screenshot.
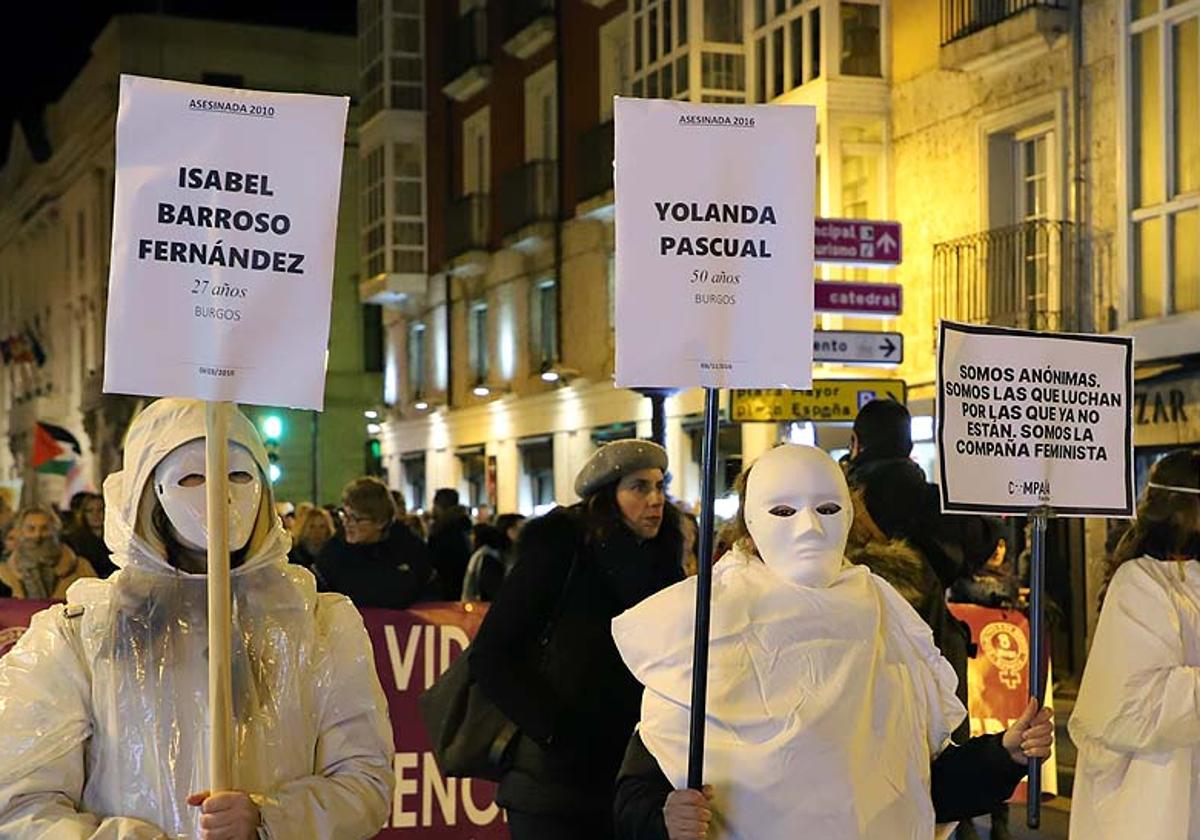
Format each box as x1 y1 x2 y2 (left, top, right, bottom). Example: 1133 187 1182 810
577 120 613 203
498 161 558 238
446 193 490 259
445 8 489 83
933 219 1115 335
941 0 1067 45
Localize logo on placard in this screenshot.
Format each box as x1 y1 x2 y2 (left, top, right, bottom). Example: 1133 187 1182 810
979 622 1029 690
0 626 26 658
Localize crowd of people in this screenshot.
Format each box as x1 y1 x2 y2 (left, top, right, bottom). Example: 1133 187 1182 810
0 396 1195 839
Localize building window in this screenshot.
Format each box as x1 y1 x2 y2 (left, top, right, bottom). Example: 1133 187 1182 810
750 0 821 102
457 446 488 508
359 0 385 119
469 301 489 383
525 63 558 162
402 451 426 511
1128 1 1199 318
362 146 386 278
532 279 558 369
363 304 384 373
600 14 632 121
633 0 694 101
392 141 425 274
840 2 881 78
408 322 427 396
519 437 555 514
390 0 424 110
463 107 491 195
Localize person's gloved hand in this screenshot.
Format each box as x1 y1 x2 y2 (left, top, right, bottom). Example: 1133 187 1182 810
187 790 261 840
1001 697 1054 766
663 785 713 839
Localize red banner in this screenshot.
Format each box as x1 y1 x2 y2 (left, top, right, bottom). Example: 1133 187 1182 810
0 598 510 839
949 603 1056 802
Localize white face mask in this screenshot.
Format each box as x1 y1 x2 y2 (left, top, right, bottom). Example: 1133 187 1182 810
153 439 263 553
744 445 853 589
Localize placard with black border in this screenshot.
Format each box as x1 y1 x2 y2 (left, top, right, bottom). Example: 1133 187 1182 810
936 320 1134 517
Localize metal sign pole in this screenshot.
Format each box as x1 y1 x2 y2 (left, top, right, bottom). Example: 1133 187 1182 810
1026 505 1051 830
687 387 721 789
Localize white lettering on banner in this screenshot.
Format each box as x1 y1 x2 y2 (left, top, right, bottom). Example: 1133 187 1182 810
936 321 1134 517
384 624 468 691
392 752 503 828
393 753 418 829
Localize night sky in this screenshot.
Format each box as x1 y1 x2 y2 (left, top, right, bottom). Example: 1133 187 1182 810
0 1 355 167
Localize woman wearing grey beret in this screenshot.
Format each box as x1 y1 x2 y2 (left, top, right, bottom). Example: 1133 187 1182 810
469 439 685 840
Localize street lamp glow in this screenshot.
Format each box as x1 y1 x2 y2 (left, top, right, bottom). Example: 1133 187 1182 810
261 415 283 441
366 422 382 435
364 409 379 420
268 464 282 483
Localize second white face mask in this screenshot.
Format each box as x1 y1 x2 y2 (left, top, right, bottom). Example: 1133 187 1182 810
744 445 853 589
153 439 263 554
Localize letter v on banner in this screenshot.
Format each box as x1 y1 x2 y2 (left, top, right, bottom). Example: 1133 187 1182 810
614 97 817 789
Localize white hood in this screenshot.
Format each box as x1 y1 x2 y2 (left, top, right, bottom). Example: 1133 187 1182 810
103 398 288 576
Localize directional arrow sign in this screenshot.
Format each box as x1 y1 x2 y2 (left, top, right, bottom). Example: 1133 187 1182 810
815 218 903 267
813 330 904 366
814 280 903 317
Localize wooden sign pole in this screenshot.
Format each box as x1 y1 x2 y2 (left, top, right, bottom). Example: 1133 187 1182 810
205 400 234 791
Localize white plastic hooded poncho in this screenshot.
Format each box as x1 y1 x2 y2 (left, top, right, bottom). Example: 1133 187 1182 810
612 445 964 840
0 398 395 840
1069 556 1200 840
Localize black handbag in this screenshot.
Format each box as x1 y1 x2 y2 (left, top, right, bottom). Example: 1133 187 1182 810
419 553 580 781
417 648 519 781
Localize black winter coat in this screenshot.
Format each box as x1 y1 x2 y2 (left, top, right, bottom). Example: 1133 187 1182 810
614 731 1028 839
313 524 435 609
428 508 473 600
468 506 683 817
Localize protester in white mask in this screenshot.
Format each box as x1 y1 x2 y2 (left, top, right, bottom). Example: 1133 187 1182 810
1069 449 1200 840
612 444 1052 840
0 398 394 840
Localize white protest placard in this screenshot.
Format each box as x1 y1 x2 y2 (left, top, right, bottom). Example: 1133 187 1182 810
103 75 349 410
936 321 1135 517
614 98 815 389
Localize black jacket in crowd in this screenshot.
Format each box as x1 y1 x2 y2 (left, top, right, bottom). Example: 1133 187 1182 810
63 524 117 579
846 451 1003 742
312 523 436 610
428 507 474 601
613 730 1029 839
468 506 684 818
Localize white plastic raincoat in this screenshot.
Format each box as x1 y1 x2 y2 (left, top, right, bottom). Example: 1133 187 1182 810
1069 556 1200 839
612 549 965 840
0 399 395 839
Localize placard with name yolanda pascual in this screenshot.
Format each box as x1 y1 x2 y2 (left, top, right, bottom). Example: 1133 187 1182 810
104 75 349 410
936 321 1135 517
614 97 816 389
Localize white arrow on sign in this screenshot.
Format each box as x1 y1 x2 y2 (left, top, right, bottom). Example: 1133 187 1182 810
876 230 899 255
813 330 904 366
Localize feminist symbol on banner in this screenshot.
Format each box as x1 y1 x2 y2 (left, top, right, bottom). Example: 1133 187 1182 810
980 622 1029 691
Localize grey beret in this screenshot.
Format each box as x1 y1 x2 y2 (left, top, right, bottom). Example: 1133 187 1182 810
575 439 669 498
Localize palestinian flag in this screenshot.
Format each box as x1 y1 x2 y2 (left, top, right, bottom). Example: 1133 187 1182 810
32 422 82 476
